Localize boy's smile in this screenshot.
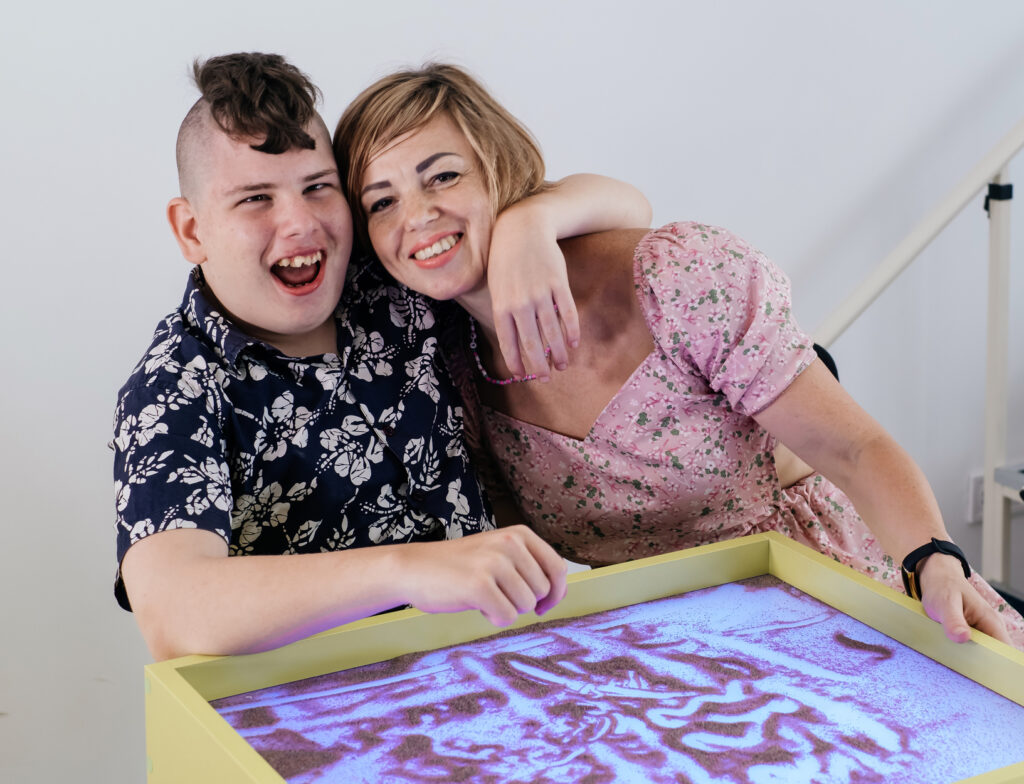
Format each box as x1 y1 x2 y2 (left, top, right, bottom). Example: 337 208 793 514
169 117 353 357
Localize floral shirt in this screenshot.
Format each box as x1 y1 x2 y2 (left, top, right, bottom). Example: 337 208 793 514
111 262 494 611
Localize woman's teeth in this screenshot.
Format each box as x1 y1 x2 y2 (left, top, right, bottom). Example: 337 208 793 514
413 234 460 261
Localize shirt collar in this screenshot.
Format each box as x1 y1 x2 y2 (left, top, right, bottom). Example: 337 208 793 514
179 268 262 366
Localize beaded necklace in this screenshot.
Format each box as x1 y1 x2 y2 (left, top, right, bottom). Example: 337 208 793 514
468 317 550 385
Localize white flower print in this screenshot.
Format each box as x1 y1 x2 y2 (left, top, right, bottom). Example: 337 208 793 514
284 519 322 553
315 364 341 391
143 335 182 376
320 515 357 551
406 438 441 491
446 478 470 516
114 480 130 513
318 417 382 484
176 356 208 401
242 359 268 382
128 518 154 543
234 482 291 550
127 450 175 485
389 289 435 331
168 456 232 515
405 339 440 403
350 327 395 382
253 392 313 462
404 437 425 466
192 417 215 448
135 403 169 446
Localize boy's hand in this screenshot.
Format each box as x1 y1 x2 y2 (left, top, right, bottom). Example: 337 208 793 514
397 525 569 626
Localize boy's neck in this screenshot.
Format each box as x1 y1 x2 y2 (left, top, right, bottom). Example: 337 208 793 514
200 279 339 358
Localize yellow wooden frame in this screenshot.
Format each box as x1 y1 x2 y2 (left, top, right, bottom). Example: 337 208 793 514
143 532 1024 783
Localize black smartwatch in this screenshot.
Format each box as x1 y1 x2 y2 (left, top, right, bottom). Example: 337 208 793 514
900 538 971 600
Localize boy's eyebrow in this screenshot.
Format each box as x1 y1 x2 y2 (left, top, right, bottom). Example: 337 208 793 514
361 152 457 196
303 168 340 183
225 168 339 198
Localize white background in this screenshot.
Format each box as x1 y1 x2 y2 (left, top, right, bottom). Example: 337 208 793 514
2 1 1023 780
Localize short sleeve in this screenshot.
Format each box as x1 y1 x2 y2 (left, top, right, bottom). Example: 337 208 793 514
633 222 817 415
111 363 233 610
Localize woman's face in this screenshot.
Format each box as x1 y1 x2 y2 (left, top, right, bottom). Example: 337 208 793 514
359 114 494 303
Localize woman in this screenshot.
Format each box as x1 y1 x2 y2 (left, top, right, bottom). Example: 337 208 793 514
334 64 1024 648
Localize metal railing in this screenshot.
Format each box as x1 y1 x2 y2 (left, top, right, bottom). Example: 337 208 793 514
812 115 1024 586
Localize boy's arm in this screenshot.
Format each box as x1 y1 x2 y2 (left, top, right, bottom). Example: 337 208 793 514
488 174 651 379
122 524 567 660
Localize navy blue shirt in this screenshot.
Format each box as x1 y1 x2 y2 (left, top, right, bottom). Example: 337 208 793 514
111 262 494 610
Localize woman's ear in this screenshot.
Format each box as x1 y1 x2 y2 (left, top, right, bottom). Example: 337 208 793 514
167 197 207 265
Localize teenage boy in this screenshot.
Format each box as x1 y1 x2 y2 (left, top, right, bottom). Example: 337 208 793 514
112 52 650 660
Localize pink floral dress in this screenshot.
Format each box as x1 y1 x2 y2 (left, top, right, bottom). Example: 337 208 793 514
448 222 1024 647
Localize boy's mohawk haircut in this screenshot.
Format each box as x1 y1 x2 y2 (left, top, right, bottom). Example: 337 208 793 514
193 52 322 154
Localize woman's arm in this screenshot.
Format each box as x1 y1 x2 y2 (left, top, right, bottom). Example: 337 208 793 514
753 360 1011 645
488 174 651 379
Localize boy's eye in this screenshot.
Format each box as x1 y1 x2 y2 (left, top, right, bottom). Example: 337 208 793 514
368 197 393 214
239 194 269 205
305 182 330 194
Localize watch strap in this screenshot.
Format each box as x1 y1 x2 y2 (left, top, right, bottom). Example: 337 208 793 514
900 538 971 600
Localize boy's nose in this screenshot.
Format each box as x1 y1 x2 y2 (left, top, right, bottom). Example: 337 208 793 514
279 194 319 237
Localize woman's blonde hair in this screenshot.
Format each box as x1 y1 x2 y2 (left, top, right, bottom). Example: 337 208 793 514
334 63 547 252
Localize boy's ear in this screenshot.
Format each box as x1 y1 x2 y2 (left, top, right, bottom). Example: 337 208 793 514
167 197 207 265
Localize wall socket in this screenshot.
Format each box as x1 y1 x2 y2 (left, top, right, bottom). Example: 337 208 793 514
966 472 984 525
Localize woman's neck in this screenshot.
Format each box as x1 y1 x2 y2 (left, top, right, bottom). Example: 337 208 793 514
455 289 524 381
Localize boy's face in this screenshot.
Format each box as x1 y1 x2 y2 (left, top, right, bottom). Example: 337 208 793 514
170 120 353 356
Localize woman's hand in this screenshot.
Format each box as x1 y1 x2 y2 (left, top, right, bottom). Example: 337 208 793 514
918 553 1012 644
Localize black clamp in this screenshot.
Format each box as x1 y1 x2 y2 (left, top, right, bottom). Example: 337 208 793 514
984 182 1013 216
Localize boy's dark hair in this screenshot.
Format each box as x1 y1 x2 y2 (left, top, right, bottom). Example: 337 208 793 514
191 52 322 153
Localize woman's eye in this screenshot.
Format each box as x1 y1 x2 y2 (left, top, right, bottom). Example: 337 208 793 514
433 171 459 185
305 182 328 194
368 197 393 214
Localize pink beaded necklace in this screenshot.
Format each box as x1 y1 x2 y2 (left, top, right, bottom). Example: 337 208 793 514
468 317 550 385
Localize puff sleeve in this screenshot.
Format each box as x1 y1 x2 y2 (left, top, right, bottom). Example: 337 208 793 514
633 221 817 415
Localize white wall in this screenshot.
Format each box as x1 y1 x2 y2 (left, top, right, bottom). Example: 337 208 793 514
3 1 1023 780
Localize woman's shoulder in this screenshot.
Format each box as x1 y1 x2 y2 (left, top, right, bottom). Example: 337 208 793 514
633 221 790 299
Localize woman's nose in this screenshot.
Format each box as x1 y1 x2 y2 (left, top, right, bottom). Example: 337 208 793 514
401 191 439 231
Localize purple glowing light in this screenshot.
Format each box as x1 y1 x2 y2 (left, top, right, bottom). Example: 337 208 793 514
213 577 1024 783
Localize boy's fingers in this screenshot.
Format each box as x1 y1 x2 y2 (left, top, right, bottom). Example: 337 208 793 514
515 309 551 381
524 536 568 606
537 304 568 372
553 289 581 350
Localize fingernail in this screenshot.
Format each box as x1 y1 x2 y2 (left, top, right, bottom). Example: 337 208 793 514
556 362 567 371
570 340 580 348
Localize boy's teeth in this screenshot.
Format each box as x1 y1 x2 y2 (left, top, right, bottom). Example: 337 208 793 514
276 251 322 268
414 234 459 261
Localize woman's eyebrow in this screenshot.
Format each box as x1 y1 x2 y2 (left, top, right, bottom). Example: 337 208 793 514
362 152 459 196
415 152 456 173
